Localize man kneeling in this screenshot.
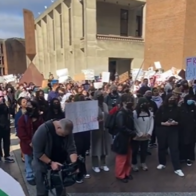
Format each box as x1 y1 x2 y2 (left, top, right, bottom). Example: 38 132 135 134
32 118 78 196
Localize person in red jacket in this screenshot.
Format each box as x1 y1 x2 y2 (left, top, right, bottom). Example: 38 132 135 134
18 100 44 186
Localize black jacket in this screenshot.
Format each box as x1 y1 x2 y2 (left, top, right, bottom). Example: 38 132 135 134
112 108 136 155
179 103 196 144
0 103 10 130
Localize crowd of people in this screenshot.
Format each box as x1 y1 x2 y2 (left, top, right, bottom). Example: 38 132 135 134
0 75 195 196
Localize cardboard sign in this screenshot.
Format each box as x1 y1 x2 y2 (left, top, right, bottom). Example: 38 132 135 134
42 79 48 88
178 69 185 79
119 72 129 83
74 73 85 81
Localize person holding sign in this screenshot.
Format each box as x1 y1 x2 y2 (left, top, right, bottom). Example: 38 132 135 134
91 91 111 173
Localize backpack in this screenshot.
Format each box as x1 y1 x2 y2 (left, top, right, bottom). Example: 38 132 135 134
105 107 119 135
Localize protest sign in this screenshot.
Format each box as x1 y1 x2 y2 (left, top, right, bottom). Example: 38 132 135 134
3 74 16 83
42 79 48 88
154 61 162 69
0 169 25 196
65 100 99 133
58 76 69 83
94 82 103 89
73 73 85 81
186 57 196 80
56 68 68 77
102 72 110 82
119 71 129 83
82 69 94 80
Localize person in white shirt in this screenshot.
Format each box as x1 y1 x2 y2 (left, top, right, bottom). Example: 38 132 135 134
132 98 154 171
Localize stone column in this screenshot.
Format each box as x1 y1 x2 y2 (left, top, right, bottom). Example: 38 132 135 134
83 0 97 72
54 6 63 72
71 0 84 73
62 1 73 73
47 13 54 77
41 19 48 75
37 23 44 73
142 4 146 39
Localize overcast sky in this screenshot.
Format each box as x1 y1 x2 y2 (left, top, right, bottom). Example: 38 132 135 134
0 0 55 39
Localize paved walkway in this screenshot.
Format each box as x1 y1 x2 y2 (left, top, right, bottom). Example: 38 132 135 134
2 132 196 196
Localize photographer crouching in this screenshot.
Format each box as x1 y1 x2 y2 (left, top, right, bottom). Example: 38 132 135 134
32 118 78 196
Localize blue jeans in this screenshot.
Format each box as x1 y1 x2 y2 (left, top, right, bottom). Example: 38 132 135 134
24 154 34 181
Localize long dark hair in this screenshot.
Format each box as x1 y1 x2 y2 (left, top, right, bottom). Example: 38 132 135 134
135 99 150 118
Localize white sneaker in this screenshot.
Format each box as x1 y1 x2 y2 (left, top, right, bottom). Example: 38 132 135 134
92 167 100 173
157 164 166 170
141 163 148 171
76 179 83 184
174 169 184 177
84 174 90 179
132 164 139 172
100 166 109 172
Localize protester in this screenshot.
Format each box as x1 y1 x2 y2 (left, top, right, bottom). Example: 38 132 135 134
46 98 64 121
132 97 154 171
17 100 44 185
112 94 135 183
0 91 14 163
91 91 110 173
179 94 196 166
15 97 27 162
155 95 184 177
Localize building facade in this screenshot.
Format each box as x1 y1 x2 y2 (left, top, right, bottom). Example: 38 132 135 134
34 0 146 78
0 38 27 75
144 0 196 71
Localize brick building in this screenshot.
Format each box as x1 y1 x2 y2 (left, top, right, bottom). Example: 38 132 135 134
144 0 196 71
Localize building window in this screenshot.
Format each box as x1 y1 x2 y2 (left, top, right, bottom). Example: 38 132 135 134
0 56 2 65
136 15 142 37
120 9 129 36
60 14 63 48
69 8 72 45
2 56 4 65
52 20 55 50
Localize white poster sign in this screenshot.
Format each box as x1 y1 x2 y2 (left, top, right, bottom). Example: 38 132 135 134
82 69 94 80
154 61 162 69
58 76 69 83
56 68 68 77
3 74 16 83
94 82 103 89
132 69 143 81
65 101 99 133
186 57 196 80
0 169 25 196
102 72 110 82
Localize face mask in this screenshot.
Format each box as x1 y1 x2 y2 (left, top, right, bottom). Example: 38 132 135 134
187 100 195 105
53 103 60 109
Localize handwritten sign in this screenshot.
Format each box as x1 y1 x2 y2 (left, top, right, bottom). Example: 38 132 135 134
186 57 196 80
65 100 99 133
102 72 110 82
82 69 94 80
119 71 129 83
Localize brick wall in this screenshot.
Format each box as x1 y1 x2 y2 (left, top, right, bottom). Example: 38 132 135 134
144 0 188 70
